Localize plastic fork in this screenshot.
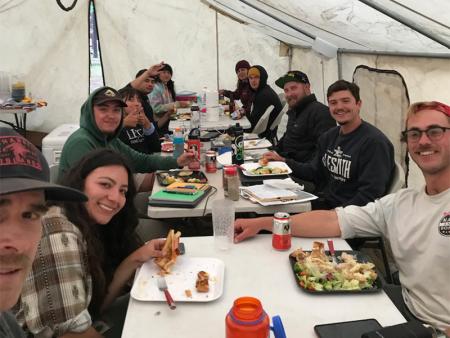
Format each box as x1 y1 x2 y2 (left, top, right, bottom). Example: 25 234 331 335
157 277 176 310
327 239 338 265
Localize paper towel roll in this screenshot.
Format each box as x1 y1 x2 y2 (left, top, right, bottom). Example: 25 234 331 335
205 90 218 107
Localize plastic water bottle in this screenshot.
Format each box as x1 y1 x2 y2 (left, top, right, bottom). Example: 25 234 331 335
173 127 184 159
226 297 286 338
190 103 200 130
202 86 207 107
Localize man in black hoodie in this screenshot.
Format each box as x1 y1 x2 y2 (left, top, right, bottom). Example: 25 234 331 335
286 80 395 209
247 65 282 139
264 71 336 163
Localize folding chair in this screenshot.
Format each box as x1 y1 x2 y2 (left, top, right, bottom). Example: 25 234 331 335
252 105 274 135
268 103 288 145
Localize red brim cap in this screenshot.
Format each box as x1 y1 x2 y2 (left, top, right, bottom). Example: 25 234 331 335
1 178 87 202
436 102 450 117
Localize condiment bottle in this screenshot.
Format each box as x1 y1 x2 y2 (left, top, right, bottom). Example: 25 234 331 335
226 297 286 338
226 165 240 201
223 165 233 196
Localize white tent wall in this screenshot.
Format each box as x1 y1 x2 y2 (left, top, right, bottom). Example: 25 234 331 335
0 1 89 131
289 47 450 188
339 53 450 189
95 0 288 95
217 12 289 93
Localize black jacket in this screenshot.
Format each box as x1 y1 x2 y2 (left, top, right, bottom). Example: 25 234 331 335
286 121 395 208
248 65 282 139
275 94 335 163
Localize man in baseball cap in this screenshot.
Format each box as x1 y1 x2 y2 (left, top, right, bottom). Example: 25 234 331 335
263 70 335 168
58 86 196 188
0 127 86 336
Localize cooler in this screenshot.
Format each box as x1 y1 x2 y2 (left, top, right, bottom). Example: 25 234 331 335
42 124 79 165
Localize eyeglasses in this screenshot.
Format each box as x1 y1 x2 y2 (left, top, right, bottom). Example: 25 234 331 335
402 126 450 142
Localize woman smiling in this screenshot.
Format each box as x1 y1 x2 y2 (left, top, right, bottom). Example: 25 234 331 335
15 149 166 338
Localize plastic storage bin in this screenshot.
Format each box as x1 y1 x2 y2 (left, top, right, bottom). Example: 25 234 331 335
42 124 79 165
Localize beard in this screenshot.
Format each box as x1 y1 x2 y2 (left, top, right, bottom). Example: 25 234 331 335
287 97 300 108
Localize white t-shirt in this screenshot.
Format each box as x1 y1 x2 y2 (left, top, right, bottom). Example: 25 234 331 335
336 187 450 331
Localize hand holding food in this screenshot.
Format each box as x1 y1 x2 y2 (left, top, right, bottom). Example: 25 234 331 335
133 238 166 264
177 151 197 167
154 229 182 274
263 151 285 162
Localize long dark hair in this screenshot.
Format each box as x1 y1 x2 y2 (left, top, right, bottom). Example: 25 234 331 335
59 149 138 315
156 63 176 101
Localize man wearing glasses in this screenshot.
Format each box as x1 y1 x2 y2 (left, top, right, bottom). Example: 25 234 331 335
235 101 450 335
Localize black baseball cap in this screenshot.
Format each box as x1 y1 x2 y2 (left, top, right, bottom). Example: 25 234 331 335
0 127 87 202
275 71 310 89
92 87 127 107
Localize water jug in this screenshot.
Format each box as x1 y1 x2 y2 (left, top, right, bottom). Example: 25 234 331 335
226 297 286 338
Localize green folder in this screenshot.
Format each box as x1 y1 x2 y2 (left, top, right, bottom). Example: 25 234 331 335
148 187 210 208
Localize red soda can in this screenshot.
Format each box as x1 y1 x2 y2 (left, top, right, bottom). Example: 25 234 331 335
205 150 217 173
272 212 291 250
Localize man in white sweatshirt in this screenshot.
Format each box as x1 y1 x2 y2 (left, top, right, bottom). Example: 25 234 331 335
235 101 450 335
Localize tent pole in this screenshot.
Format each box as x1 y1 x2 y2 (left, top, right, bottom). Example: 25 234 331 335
337 50 343 80
215 11 220 91
240 0 315 40
358 0 450 49
339 48 450 59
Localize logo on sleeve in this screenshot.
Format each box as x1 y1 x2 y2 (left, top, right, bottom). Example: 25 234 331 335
438 212 450 237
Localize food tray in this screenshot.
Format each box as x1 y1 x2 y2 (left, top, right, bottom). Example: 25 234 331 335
131 257 225 302
156 170 208 186
240 161 292 176
289 250 382 294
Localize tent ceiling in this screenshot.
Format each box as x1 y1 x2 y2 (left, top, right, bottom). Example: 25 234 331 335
204 0 450 54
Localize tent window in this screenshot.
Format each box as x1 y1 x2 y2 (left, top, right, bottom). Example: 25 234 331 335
89 0 104 92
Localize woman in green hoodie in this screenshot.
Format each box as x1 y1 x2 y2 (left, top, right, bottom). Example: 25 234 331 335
58 87 195 184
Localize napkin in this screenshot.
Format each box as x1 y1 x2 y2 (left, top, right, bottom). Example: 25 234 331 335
263 178 304 191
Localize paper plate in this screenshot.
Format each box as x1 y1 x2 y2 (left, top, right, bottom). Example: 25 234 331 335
131 257 225 302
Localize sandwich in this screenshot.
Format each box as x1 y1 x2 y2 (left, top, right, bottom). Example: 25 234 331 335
154 229 182 274
195 271 209 292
